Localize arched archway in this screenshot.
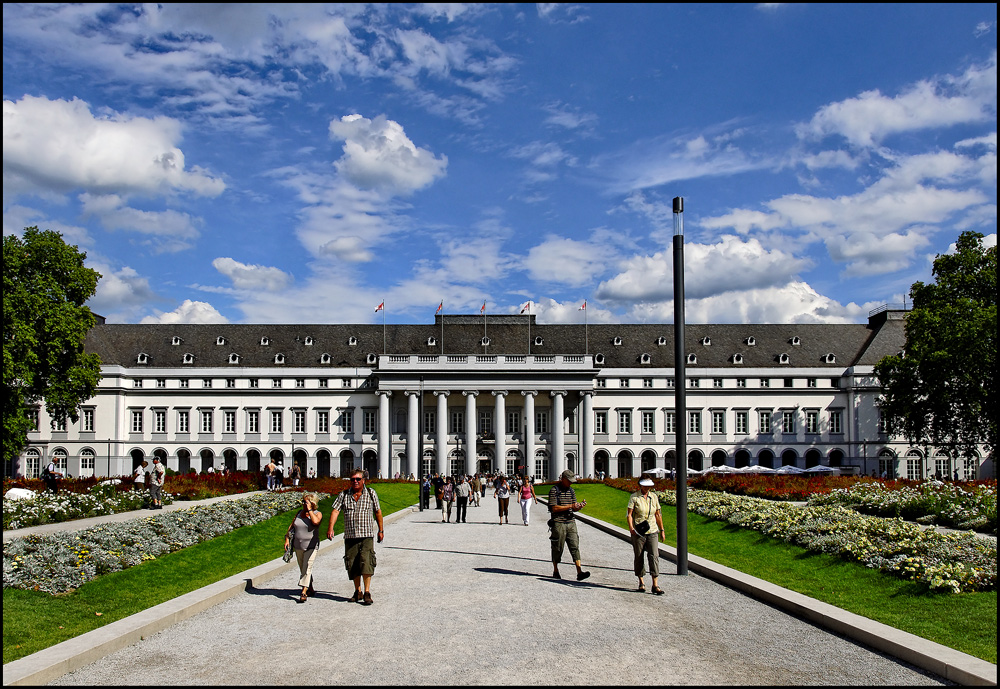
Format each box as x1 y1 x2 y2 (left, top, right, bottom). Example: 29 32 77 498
363 449 378 478
829 449 844 467
805 448 821 468
711 450 727 467
641 450 657 473
594 450 610 479
534 450 549 481
758 449 774 469
734 449 750 468
781 449 797 467
201 448 215 472
224 448 238 473
130 448 145 471
316 449 331 478
506 449 522 477
339 449 354 478
688 449 704 472
617 449 633 478
177 448 192 474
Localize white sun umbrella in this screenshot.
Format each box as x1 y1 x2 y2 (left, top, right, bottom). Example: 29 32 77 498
741 464 777 474
775 465 806 474
642 467 670 476
803 465 838 474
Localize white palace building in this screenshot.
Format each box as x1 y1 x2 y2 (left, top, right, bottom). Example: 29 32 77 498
12 307 994 482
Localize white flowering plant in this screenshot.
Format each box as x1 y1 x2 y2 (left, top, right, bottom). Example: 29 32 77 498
3 483 174 531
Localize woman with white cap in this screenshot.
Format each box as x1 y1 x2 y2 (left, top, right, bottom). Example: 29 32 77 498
627 477 666 594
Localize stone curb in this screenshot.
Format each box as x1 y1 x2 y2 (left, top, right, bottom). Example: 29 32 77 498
566 505 997 686
2 506 414 687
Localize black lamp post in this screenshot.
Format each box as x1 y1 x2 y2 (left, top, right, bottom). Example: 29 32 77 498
673 196 689 576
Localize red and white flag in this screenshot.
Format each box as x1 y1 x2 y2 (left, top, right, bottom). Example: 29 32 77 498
480 301 487 314
375 301 384 313
520 301 531 314
579 300 587 310
435 301 443 315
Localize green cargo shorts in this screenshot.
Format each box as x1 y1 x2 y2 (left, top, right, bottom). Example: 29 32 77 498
550 520 581 563
344 537 377 578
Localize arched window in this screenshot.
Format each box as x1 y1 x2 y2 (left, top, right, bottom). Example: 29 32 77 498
23 448 41 478
712 450 727 467
617 449 633 478
80 448 96 477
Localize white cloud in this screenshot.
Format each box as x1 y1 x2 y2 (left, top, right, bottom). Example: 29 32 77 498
3 96 225 199
79 194 201 253
140 299 229 324
542 102 598 132
2 205 94 248
798 53 997 147
329 114 448 194
523 236 614 286
212 257 293 292
87 264 157 316
531 297 614 324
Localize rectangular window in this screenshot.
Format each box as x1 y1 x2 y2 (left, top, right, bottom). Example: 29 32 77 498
713 378 723 388
712 410 725 434
342 378 353 388
535 410 549 434
363 409 378 434
339 409 353 434
507 410 521 433
201 410 213 434
226 378 236 389
643 378 653 388
272 378 281 388
689 378 700 388
595 378 606 388
131 410 143 433
759 410 771 434
270 410 282 433
29 408 40 430
878 411 887 434
319 378 328 388
735 411 748 435
782 411 795 434
203 378 212 388
619 378 630 388
154 409 166 434
830 378 840 388
225 410 237 433
806 410 819 434
595 410 608 434
760 378 770 388
156 378 165 388
249 378 259 388
82 408 94 432
478 409 492 435
618 410 632 434
688 411 702 434
641 410 654 434
666 378 675 388
783 378 794 388
294 410 306 434
178 410 190 433
133 378 142 388
807 378 817 388
53 417 67 432
664 411 676 434
423 409 435 434
449 409 464 434
317 410 329 434
830 410 842 435
179 378 189 389
296 378 305 389
736 378 746 388
247 410 259 434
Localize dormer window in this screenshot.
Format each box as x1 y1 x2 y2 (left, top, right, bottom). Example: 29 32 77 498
594 353 606 365
640 353 652 364
274 353 285 364
534 336 544 346
700 337 711 346
657 336 667 346
778 353 790 364
366 353 377 365
426 337 437 347
732 354 744 365
260 337 270 346
613 337 623 346
137 353 149 365
320 353 332 364
790 336 801 346
216 336 225 346
304 336 314 346
182 353 194 364
348 336 358 346
823 353 836 364
481 336 491 346
171 336 182 346
746 336 756 346
687 353 697 364
228 353 240 365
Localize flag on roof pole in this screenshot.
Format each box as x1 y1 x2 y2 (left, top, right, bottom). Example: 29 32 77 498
375 301 384 312
376 299 385 354
480 301 486 314
437 300 444 354
581 300 588 355
520 301 530 314
522 301 532 354
435 301 443 315
579 300 587 310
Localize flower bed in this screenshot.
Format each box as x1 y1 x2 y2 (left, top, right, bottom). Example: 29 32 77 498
655 488 996 593
3 483 177 531
3 492 316 594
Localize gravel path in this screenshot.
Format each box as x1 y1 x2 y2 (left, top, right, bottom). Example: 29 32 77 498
50 494 949 686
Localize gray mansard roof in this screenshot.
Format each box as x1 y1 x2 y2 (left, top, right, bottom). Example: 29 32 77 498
85 311 906 370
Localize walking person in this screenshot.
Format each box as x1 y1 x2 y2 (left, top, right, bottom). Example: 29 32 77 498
290 462 302 487
470 474 482 506
441 477 456 523
327 469 385 606
518 475 537 526
495 475 511 525
266 459 277 491
432 473 445 510
627 477 666 595
133 460 149 492
42 457 62 493
149 456 165 509
548 470 590 581
455 475 471 523
286 493 323 602
420 475 432 510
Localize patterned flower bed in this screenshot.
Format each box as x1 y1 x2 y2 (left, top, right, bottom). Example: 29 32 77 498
3 492 316 594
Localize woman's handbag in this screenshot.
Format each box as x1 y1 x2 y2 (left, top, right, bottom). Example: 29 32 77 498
635 520 650 535
283 539 294 563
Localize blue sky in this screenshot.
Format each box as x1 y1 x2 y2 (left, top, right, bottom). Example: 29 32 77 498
3 3 996 326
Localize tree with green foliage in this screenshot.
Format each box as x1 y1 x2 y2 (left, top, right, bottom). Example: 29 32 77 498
3 228 103 465
875 231 997 462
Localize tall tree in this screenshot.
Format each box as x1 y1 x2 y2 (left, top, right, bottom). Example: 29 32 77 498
3 228 103 465
874 231 997 461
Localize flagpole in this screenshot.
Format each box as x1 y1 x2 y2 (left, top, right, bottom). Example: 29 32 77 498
584 300 589 356
527 301 531 355
440 302 444 356
382 298 386 355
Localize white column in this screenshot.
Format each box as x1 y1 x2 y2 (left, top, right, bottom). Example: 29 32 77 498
377 391 391 480
406 391 419 478
494 390 507 475
582 391 594 479
523 391 536 478
464 391 478 475
435 391 449 477
551 391 565 479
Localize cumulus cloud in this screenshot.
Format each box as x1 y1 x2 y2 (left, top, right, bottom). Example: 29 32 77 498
523 236 615 286
87 264 157 317
3 96 225 199
212 257 293 292
329 114 448 194
140 299 229 324
79 193 201 253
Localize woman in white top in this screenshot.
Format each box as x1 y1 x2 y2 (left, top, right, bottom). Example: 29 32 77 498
494 476 511 525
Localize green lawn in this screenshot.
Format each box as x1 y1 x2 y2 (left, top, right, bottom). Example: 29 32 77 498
562 483 997 664
3 484 416 664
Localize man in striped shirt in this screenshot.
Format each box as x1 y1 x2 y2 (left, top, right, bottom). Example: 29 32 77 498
548 470 590 581
328 469 385 605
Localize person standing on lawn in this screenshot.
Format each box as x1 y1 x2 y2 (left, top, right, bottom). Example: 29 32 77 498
149 456 166 509
627 477 666 595
548 470 590 581
327 469 385 606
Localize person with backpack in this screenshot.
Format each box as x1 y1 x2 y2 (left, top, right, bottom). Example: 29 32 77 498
42 458 62 493
326 469 385 606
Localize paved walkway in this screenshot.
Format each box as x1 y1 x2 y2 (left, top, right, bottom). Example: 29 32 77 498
29 493 967 686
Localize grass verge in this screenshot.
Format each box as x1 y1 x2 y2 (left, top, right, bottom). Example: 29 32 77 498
3 484 415 664
563 483 997 664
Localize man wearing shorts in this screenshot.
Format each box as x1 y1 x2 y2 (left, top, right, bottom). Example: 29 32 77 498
327 469 385 606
